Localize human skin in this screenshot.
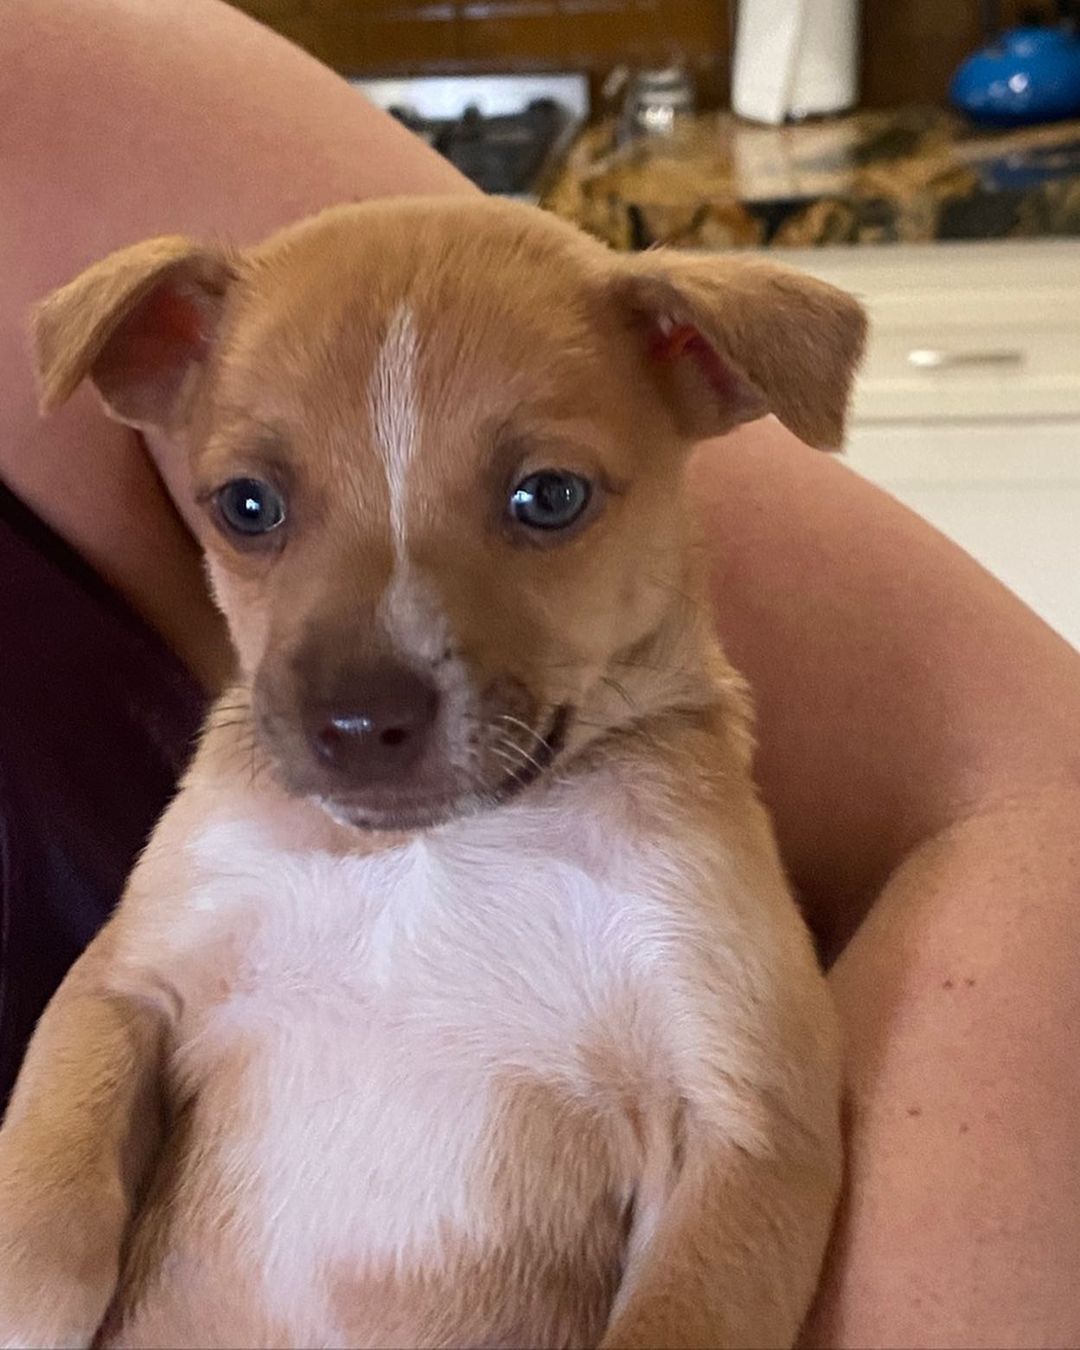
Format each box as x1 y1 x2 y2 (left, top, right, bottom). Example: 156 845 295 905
4 2 1080 1344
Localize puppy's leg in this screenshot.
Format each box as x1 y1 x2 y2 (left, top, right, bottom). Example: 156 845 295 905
601 1109 840 1350
602 827 842 1350
0 930 167 1349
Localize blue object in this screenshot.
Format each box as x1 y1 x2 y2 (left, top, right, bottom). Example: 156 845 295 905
951 25 1080 125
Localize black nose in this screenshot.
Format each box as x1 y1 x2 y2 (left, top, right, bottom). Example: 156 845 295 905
305 662 440 784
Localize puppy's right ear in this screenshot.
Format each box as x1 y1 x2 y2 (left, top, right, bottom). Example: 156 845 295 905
32 236 237 431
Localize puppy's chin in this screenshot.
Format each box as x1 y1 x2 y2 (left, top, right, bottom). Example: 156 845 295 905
279 772 480 834
311 792 474 834
309 777 523 834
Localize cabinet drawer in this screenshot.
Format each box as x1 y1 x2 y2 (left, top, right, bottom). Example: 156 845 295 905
853 320 1080 422
771 240 1080 424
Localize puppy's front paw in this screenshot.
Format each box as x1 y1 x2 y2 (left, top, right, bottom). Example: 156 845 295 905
0 1201 121 1349
0 1287 107 1350
0 1139 127 1348
0 1247 117 1350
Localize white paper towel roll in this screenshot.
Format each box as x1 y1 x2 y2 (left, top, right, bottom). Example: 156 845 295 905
732 0 860 125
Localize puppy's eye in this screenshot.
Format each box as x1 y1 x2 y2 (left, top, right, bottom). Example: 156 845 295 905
510 471 591 532
215 478 286 537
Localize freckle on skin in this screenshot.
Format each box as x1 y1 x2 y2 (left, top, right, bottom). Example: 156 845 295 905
907 1106 922 1118
965 977 976 987
942 979 954 989
959 1123 970 1134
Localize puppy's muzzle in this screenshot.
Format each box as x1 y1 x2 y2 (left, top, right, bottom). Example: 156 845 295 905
302 659 440 786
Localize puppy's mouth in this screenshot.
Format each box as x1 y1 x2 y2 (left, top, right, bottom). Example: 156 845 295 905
300 703 573 833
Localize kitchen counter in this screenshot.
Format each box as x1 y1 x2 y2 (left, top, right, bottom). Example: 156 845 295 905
543 106 1080 250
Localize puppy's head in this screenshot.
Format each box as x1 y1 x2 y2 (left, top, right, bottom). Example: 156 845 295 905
34 199 864 829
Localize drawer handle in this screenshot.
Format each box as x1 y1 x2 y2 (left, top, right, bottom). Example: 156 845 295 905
908 347 1025 370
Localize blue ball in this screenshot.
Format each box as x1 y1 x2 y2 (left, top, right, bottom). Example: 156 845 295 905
951 26 1080 126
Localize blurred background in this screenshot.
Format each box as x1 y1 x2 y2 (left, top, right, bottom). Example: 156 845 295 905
227 0 1066 113
229 0 1080 649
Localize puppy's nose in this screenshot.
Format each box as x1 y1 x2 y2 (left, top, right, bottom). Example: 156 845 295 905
307 662 440 784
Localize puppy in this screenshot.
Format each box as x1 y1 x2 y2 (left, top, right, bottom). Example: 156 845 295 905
0 197 864 1349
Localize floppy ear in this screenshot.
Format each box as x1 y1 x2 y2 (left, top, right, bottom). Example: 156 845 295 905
615 252 867 450
32 236 237 431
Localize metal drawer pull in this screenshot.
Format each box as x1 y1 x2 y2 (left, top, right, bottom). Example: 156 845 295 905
908 347 1025 370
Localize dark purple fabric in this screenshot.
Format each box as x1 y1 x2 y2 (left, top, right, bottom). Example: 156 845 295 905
0 480 205 1113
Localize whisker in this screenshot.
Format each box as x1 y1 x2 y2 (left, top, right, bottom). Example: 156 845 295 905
600 675 639 712
487 737 523 762
493 713 549 749
523 656 684 678
607 657 681 674
488 746 525 774
493 735 545 777
210 718 253 733
213 688 253 712
643 573 699 607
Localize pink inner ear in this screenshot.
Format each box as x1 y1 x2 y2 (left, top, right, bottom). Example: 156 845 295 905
647 320 747 405
92 277 215 423
141 285 208 351
100 281 209 397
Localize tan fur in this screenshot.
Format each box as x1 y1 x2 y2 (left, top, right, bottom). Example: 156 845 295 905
618 253 866 450
0 198 862 1348
33 237 236 426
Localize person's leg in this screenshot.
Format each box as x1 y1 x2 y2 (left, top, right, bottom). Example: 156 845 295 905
1 0 474 686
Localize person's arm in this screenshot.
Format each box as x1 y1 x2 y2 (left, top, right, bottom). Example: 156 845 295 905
805 785 1080 1348
689 419 1080 1346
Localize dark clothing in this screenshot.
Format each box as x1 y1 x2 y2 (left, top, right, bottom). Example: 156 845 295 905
0 480 203 1111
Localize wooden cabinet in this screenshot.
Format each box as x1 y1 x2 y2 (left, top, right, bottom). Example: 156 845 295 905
228 0 1060 105
229 0 730 89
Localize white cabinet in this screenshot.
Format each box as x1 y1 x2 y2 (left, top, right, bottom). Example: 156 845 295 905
847 420 1080 648
773 240 1080 648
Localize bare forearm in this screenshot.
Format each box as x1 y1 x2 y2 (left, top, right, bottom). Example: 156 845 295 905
689 422 1080 950
802 785 1080 1349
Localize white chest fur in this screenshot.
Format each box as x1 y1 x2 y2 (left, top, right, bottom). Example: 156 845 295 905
161 788 694 1328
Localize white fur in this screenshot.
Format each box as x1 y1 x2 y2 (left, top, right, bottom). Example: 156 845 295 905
371 304 418 563
369 304 451 664
157 779 765 1336
378 566 452 667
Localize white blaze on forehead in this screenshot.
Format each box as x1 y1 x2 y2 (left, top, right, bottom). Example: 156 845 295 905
371 303 420 561
370 304 448 663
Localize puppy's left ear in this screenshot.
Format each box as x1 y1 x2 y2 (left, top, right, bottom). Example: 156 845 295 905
613 252 867 450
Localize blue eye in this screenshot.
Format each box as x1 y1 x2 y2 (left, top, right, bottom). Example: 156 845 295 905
216 478 286 537
510 471 591 532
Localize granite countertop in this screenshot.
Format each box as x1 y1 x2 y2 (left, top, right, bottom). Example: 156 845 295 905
542 106 1080 250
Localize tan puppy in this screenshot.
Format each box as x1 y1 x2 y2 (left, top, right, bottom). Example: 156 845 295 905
0 198 864 1349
